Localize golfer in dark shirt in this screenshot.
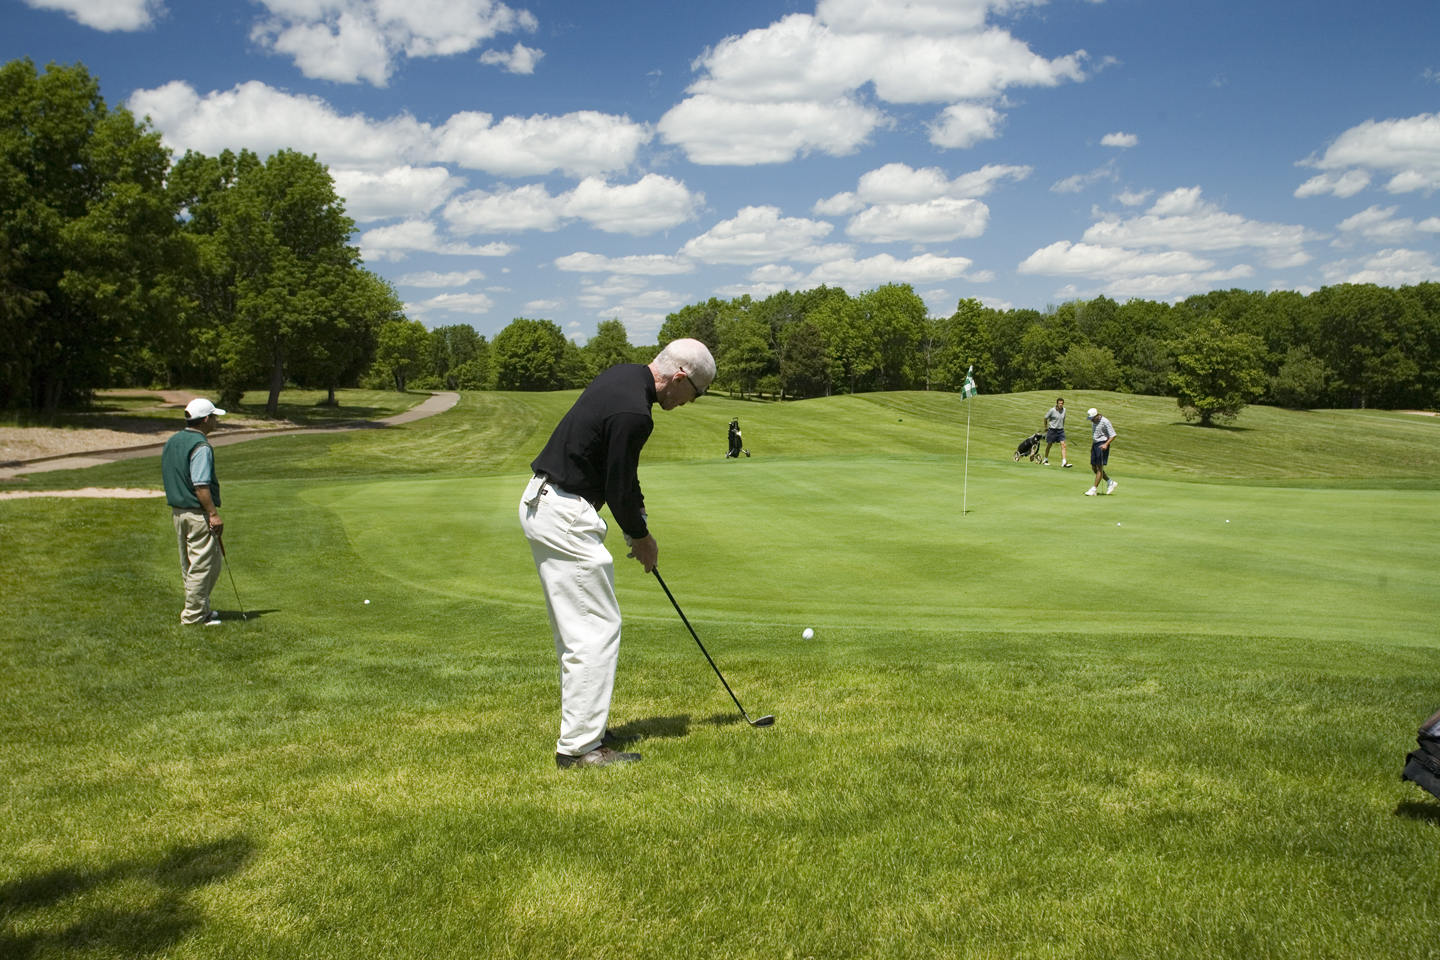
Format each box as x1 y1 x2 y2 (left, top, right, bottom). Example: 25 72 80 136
520 338 715 769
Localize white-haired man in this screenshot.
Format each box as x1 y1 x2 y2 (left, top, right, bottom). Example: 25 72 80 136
520 338 716 769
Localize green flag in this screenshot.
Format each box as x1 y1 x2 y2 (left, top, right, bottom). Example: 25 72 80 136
961 365 978 399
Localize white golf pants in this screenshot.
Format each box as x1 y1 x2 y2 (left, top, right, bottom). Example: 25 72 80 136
519 475 622 757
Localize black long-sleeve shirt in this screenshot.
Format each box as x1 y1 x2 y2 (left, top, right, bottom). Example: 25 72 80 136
531 363 655 540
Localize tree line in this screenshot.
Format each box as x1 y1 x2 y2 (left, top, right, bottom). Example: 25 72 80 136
651 280 1440 422
1 58 403 415
6 59 1437 422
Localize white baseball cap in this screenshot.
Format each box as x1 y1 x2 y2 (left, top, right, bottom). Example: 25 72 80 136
184 398 226 419
1086 407 1099 419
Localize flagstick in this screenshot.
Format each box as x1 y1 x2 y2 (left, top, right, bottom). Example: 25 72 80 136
962 393 972 516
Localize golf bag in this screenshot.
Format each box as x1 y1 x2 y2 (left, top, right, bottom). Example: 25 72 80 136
727 419 750 458
1401 707 1440 802
1013 432 1044 462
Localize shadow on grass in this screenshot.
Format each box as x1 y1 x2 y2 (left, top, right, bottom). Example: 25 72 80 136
610 715 692 739
1394 799 1440 825
699 713 747 728
215 609 280 622
0 835 255 958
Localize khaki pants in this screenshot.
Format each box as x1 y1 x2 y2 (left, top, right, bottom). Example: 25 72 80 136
173 507 221 624
519 475 623 757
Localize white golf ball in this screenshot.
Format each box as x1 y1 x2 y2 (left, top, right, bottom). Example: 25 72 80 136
364 599 370 604
802 628 814 640
1117 522 1122 526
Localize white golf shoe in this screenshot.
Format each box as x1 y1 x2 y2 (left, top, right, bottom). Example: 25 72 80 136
1107 480 1118 494
1085 487 1098 496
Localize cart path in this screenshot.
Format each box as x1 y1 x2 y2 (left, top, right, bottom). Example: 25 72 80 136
0 392 460 481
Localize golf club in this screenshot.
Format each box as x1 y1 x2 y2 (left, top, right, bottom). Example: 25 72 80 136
651 568 774 728
216 531 247 620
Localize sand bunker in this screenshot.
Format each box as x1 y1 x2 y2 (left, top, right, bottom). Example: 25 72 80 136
0 487 165 500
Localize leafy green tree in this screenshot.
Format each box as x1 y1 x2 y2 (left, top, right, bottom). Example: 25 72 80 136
558 337 596 388
933 297 996 392
658 298 722 351
1169 318 1267 426
374 319 432 392
584 319 633 372
1305 283 1421 408
778 320 831 398
290 269 399 404
185 148 362 414
1060 343 1123 391
809 295 876 394
856 284 927 391
1268 345 1332 409
0 58 183 411
493 317 567 390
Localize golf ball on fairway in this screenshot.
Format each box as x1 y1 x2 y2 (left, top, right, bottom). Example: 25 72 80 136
802 628 814 640
364 599 370 604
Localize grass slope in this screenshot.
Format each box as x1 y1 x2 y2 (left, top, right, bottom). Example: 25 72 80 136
3 390 1440 959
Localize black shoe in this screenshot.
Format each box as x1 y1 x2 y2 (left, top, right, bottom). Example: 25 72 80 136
556 746 642 769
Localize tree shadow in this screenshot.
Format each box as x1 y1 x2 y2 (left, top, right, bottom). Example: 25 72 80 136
1394 799 1440 825
0 835 255 958
608 715 691 740
1170 421 1257 432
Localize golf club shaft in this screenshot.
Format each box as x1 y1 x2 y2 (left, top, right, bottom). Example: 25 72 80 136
652 567 755 722
216 532 247 619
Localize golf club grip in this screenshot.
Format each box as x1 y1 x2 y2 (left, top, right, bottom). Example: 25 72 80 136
651 568 748 717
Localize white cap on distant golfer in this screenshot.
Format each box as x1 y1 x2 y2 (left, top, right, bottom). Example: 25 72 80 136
1086 407 1099 419
184 398 226 419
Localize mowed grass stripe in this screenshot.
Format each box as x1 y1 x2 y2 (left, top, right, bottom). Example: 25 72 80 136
307 455 1440 643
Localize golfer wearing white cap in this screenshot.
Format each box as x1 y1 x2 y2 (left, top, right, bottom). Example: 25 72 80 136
161 398 228 624
1084 407 1117 496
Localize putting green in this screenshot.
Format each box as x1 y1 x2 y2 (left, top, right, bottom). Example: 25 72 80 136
307 453 1440 644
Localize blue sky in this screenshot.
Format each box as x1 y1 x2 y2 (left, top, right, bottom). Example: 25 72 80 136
5 0 1440 343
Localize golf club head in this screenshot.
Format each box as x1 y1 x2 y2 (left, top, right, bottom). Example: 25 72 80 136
749 715 776 727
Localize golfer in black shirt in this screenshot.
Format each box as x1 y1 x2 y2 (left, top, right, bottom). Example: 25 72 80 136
520 338 715 769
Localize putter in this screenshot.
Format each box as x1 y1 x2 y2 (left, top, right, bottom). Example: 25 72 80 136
215 531 247 620
652 568 774 727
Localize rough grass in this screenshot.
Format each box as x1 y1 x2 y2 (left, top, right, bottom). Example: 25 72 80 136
3 390 1440 959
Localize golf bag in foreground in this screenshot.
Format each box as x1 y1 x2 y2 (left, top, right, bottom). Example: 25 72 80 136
1400 707 1440 802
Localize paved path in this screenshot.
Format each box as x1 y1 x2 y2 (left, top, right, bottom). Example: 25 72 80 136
0 392 460 480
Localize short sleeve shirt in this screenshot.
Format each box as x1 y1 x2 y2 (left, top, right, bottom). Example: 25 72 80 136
1045 407 1066 430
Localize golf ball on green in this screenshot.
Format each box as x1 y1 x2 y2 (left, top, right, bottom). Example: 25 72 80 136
364 599 370 604
802 628 814 640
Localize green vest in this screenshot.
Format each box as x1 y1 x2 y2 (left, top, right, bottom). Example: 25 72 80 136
161 429 221 509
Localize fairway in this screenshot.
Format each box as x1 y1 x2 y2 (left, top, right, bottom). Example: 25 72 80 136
3 390 1440 959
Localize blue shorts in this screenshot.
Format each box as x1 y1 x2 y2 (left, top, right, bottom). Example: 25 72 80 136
1046 428 1065 443
1090 441 1110 467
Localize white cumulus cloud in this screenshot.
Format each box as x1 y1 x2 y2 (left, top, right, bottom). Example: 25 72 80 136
555 253 694 275
845 197 990 243
1082 187 1323 267
444 175 702 236
1334 205 1440 243
479 41 544 74
1018 186 1318 298
20 0 160 30
360 219 516 261
803 252 980 290
681 206 851 264
1320 248 1439 286
406 291 496 319
395 269 487 287
1298 111 1440 196
1101 132 1138 148
657 2 1088 165
433 110 651 177
250 0 538 87
331 166 464 221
